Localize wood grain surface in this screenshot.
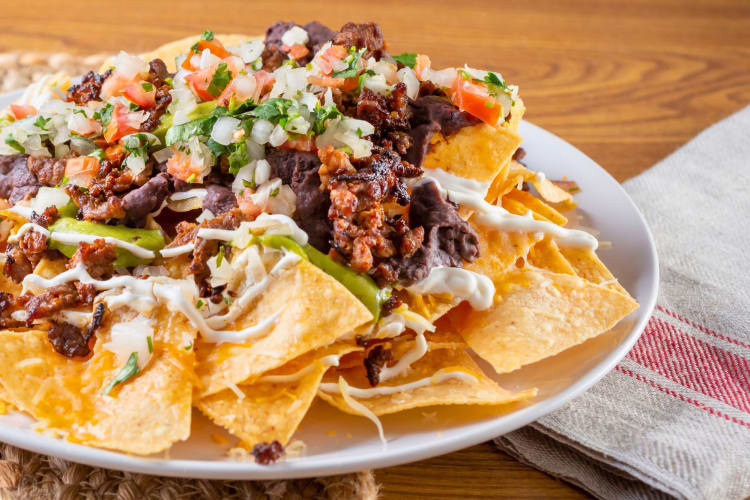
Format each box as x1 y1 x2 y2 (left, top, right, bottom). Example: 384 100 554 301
2 1 749 498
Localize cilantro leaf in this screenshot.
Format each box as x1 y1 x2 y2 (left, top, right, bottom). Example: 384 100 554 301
392 52 418 69
356 69 376 92
95 103 114 126
332 47 366 79
228 141 249 175
251 98 295 122
141 81 154 92
33 116 51 130
147 336 154 353
206 138 228 157
483 71 509 93
270 186 280 197
202 30 215 41
207 63 233 97
165 115 216 145
4 136 25 154
102 352 139 395
312 104 341 135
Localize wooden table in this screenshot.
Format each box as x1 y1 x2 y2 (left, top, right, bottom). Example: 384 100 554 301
2 0 748 497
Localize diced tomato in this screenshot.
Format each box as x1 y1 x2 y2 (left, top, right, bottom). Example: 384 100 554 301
121 81 156 108
186 57 245 102
451 77 501 126
100 72 136 100
181 38 233 70
280 135 315 152
64 156 100 187
217 74 256 107
237 191 262 219
105 144 127 163
166 148 203 182
313 44 348 75
414 54 431 81
282 43 310 60
252 70 275 101
307 75 346 88
10 104 36 119
103 104 139 143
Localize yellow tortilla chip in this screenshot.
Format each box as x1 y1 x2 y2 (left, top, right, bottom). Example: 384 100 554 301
503 189 568 226
487 171 523 203
318 346 536 416
527 238 576 275
505 96 525 133
559 247 631 296
196 260 373 397
424 124 522 185
456 268 638 374
0 306 196 454
464 221 539 284
197 343 358 447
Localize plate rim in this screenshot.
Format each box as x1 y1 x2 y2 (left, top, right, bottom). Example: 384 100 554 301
0 90 659 479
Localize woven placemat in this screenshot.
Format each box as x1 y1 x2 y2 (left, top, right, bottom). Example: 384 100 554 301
0 52 378 500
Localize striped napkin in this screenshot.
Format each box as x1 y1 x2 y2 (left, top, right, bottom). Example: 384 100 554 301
495 105 750 500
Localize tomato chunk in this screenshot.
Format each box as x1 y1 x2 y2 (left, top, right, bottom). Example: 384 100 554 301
10 104 37 119
121 81 156 108
64 156 100 187
451 77 501 126
103 104 139 143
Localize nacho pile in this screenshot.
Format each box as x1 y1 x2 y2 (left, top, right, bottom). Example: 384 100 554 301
0 21 637 463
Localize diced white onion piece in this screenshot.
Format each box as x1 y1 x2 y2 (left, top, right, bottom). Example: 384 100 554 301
207 253 233 287
254 159 271 185
285 115 310 134
125 154 146 175
250 119 274 144
104 317 155 370
232 40 265 64
363 73 391 94
231 162 255 193
115 51 149 80
210 116 241 146
152 147 174 163
369 60 398 83
425 67 458 88
340 117 375 137
232 74 257 96
281 26 309 46
31 187 70 213
246 139 265 160
200 49 221 70
398 67 420 100
299 91 319 113
268 124 288 147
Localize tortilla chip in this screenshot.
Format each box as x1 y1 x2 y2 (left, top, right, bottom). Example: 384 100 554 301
424 123 522 186
196 260 373 397
558 247 631 296
197 343 358 447
502 189 568 226
530 177 574 204
505 96 525 133
454 268 638 374
527 238 576 275
487 171 524 203
318 346 536 416
0 306 196 454
464 221 540 284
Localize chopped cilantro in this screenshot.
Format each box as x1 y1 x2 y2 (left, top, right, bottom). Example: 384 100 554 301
102 352 139 395
129 102 139 111
227 141 249 175
251 97 295 122
202 30 215 41
356 69 376 92
483 71 510 98
147 336 154 353
270 186 280 197
33 115 51 130
72 108 88 116
332 47 366 79
242 167 257 189
88 148 105 160
207 62 233 97
4 136 24 154
164 77 173 87
392 52 418 69
184 342 193 351
216 245 225 267
196 299 204 309
206 138 227 158
457 69 472 80
95 103 114 125
356 127 363 138
223 296 232 306
185 173 197 183
141 81 154 92
56 176 69 188
312 103 342 135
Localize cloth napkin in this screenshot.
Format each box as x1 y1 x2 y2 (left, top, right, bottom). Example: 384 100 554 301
496 105 750 500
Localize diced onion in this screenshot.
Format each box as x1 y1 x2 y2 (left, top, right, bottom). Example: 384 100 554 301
232 40 265 64
268 124 288 147
398 67 419 100
210 116 241 146
152 147 174 163
31 187 70 213
250 119 274 144
199 49 221 70
255 159 271 185
281 26 309 46
115 51 149 80
104 318 155 370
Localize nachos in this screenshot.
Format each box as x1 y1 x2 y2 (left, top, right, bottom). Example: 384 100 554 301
0 21 637 463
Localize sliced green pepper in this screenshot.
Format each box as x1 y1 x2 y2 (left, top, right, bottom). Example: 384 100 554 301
246 234 388 321
304 244 390 322
48 217 165 267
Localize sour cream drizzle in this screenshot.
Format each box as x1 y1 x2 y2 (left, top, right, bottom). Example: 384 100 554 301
9 222 156 259
418 173 598 249
196 214 309 246
319 370 478 399
21 256 291 344
407 266 495 311
159 243 195 258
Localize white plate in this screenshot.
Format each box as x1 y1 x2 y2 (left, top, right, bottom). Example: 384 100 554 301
0 89 658 479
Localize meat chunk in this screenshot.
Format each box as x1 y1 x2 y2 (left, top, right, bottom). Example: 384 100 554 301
67 239 117 280
3 243 33 283
406 95 480 168
203 184 238 215
30 205 59 228
66 69 111 106
190 209 247 295
48 321 91 358
66 184 126 221
251 440 284 465
303 21 336 54
122 173 170 223
0 291 22 328
333 22 388 60
26 155 67 186
267 149 332 251
387 181 480 283
364 344 394 386
140 59 172 132
24 282 95 325
0 154 40 204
